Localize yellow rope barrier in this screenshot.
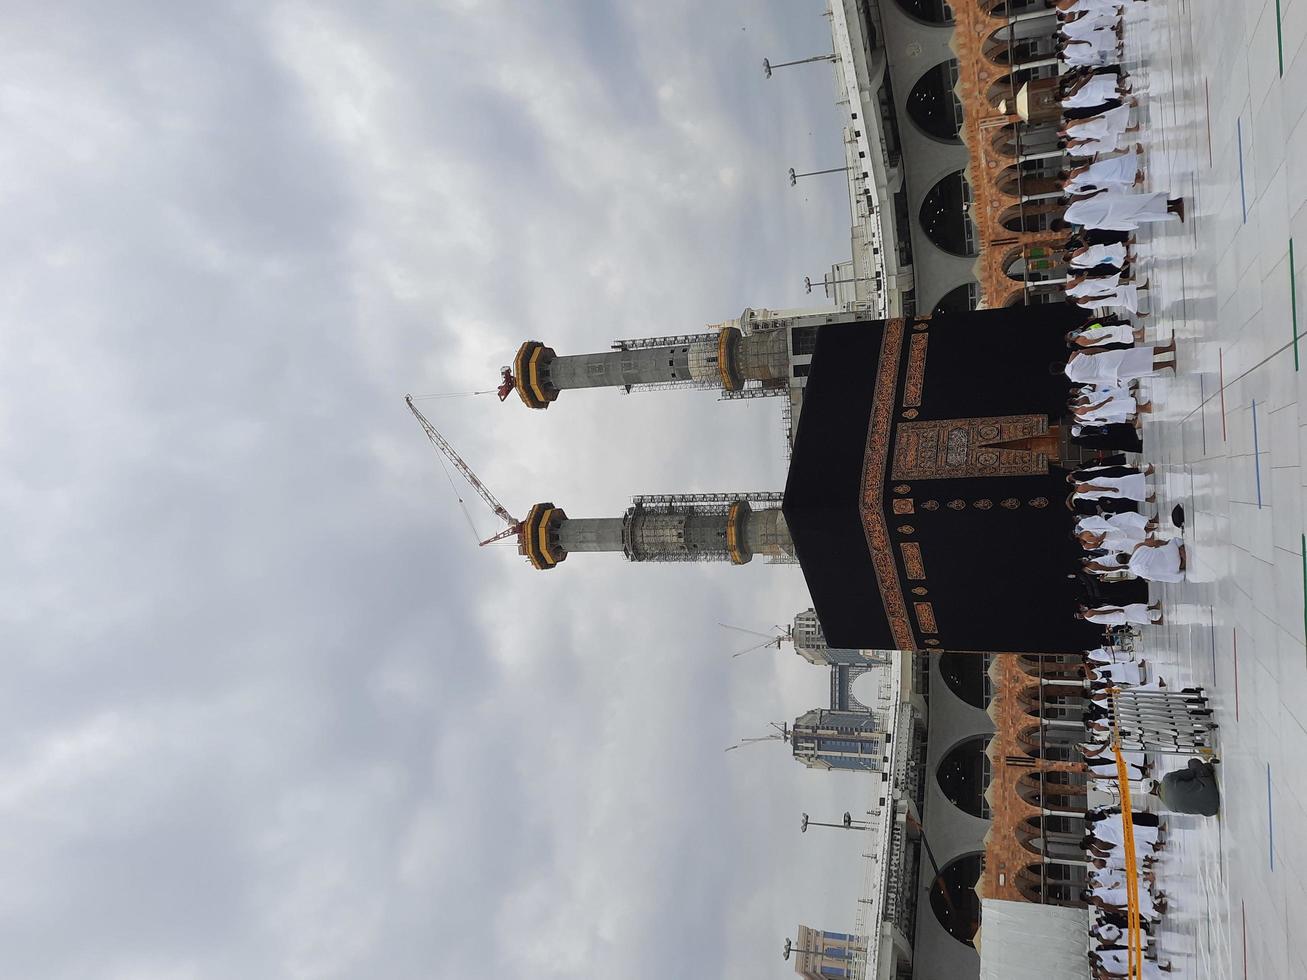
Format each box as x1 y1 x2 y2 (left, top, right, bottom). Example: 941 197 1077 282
1112 743 1144 980
1107 682 1144 980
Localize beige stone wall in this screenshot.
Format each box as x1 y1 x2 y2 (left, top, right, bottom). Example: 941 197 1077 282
952 2 1069 307
979 654 1086 904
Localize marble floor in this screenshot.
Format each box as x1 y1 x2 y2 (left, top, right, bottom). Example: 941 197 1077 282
1116 0 1307 973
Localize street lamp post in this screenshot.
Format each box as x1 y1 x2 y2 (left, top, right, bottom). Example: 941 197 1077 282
805 274 877 296
788 165 852 187
800 811 871 833
763 53 837 78
782 938 827 961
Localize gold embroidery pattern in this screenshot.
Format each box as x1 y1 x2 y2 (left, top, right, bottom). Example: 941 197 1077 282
912 586 928 596
902 409 919 419
892 499 915 515
948 499 966 511
898 524 915 535
1030 497 1049 508
1001 497 1020 509
904 333 928 408
914 601 938 633
892 414 1051 480
901 542 926 580
858 318 914 650
974 499 993 510
922 499 940 511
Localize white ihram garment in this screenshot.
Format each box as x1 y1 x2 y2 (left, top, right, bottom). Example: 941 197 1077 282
1076 393 1138 425
1065 346 1160 384
1068 273 1122 298
1065 191 1177 231
1062 72 1122 109
1128 538 1185 582
1063 31 1121 66
1070 245 1130 271
1075 283 1140 313
1086 602 1159 625
1076 473 1148 501
1066 105 1132 144
1067 149 1140 192
1062 12 1121 40
1066 0 1125 13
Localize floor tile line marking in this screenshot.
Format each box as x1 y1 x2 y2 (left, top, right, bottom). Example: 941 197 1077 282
1242 900 1248 980
1301 534 1306 656
1267 764 1274 871
1251 398 1262 507
1275 0 1286 77
1219 348 1227 441
1181 333 1307 425
1210 605 1218 679
1291 239 1299 371
1233 627 1240 721
1199 373 1208 454
1237 117 1247 223
1205 78 1214 168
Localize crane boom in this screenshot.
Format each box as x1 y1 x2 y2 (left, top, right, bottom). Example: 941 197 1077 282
405 395 519 537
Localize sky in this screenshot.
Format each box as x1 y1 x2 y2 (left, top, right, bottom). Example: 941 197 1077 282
0 2 877 977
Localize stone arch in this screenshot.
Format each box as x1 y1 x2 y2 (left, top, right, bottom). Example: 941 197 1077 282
932 283 980 315
1003 244 1069 284
892 0 955 25
907 60 964 142
1016 771 1088 810
938 653 990 708
1017 863 1088 906
983 18 1061 66
998 202 1066 234
936 735 993 818
929 853 984 946
996 164 1064 198
920 171 977 257
987 74 1017 110
979 0 1049 17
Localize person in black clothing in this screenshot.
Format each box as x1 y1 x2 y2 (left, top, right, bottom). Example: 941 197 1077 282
1072 422 1143 454
1069 495 1141 516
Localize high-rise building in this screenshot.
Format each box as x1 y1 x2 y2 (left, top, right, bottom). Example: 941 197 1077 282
793 608 891 667
790 925 864 980
791 708 888 773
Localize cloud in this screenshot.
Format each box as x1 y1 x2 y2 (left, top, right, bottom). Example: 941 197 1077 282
0 1 871 977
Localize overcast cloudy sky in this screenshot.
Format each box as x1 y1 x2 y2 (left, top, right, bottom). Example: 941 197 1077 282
0 2 874 977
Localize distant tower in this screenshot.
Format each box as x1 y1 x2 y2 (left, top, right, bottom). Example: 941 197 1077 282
509 306 870 409
788 925 864 980
519 492 794 570
792 608 892 667
791 708 888 772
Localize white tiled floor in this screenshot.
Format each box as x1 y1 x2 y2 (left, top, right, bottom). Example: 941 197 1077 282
1118 0 1307 973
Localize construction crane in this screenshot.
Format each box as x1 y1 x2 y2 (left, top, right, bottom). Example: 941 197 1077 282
717 622 794 658
724 722 790 753
405 395 522 546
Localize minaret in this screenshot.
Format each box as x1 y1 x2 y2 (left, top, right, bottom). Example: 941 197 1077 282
518 493 794 570
509 306 867 408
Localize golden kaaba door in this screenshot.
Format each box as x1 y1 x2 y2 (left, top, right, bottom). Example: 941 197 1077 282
891 415 1052 480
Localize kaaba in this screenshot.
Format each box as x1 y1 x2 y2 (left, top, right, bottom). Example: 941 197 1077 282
781 305 1107 654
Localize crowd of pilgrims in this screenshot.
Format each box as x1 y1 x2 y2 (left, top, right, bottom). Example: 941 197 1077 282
1030 3 1205 974
1074 642 1213 976
1031 0 1193 631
